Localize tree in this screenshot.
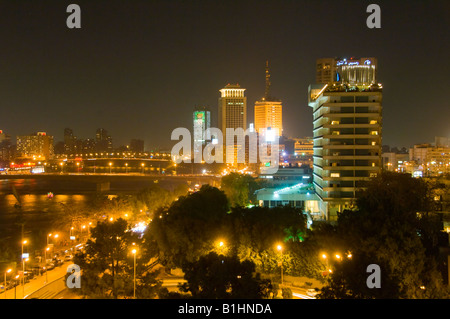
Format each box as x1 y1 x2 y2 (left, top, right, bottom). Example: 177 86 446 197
74 218 161 298
318 172 450 299
221 173 263 207
180 252 276 299
144 185 230 269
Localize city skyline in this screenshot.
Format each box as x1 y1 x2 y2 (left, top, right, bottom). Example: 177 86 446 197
0 1 448 149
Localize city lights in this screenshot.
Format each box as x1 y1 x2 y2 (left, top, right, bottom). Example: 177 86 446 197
0 1 446 304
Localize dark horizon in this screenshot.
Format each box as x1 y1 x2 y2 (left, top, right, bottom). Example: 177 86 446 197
0 0 449 150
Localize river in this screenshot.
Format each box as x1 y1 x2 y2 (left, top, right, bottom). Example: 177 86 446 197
0 178 184 246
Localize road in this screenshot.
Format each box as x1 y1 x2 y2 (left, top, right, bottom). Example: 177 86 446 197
1 263 317 299
1 261 72 299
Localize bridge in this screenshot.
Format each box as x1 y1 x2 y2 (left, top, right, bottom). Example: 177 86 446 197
0 173 222 193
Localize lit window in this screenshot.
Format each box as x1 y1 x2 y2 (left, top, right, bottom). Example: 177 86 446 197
330 173 340 178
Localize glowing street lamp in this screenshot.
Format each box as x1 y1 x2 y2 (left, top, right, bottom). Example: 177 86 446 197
277 244 283 285
131 248 137 299
125 163 128 174
109 162 113 174
141 163 145 174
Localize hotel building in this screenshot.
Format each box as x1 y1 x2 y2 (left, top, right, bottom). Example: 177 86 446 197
218 83 247 166
309 57 383 221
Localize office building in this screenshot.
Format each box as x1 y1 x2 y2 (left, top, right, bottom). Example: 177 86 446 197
64 128 77 154
309 57 383 221
16 132 54 160
254 61 283 137
0 130 13 161
218 83 247 165
130 139 145 153
95 128 113 152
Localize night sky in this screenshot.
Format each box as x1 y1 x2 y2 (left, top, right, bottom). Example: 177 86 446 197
0 0 449 150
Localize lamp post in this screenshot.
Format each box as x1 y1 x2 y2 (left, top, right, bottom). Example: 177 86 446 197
109 162 112 174
125 163 128 174
14 275 19 299
131 248 137 299
4 269 11 299
22 258 29 297
44 247 50 284
277 244 283 285
141 163 145 174
21 240 28 295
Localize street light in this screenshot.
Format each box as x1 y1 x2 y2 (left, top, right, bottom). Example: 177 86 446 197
21 240 28 295
125 163 128 174
277 244 283 285
4 268 11 299
14 275 19 299
141 163 145 174
44 247 50 284
109 162 112 174
131 248 137 299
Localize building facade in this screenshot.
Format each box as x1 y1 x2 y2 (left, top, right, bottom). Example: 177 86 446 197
309 57 383 221
254 61 283 137
16 132 54 160
218 83 247 166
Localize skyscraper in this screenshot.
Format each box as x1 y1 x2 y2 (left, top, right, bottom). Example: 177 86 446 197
309 57 383 221
218 83 247 165
193 106 211 145
95 128 113 153
254 61 283 138
193 106 211 162
64 128 76 154
130 139 145 153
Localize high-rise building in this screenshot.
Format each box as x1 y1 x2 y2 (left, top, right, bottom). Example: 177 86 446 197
95 128 113 152
254 61 283 137
130 139 145 153
193 106 211 162
0 130 13 161
64 128 76 154
193 106 211 145
16 132 54 160
309 57 383 221
316 57 377 85
218 83 247 165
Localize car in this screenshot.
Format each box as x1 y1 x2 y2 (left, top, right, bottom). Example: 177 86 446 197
45 263 55 271
52 258 63 267
306 288 320 297
64 255 73 261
